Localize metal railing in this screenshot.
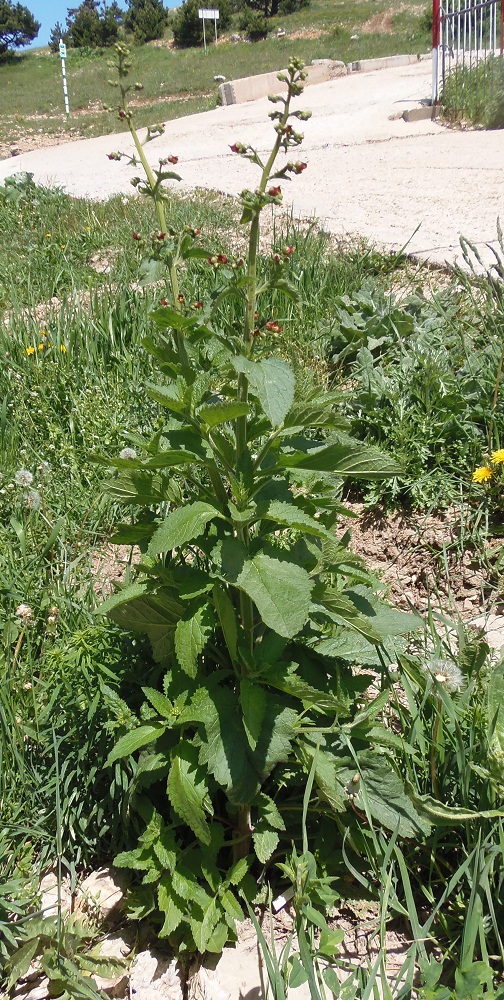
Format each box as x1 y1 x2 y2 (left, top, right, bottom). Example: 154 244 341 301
432 0 503 109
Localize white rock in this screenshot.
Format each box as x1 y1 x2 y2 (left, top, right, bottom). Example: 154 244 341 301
130 949 183 999
79 867 126 922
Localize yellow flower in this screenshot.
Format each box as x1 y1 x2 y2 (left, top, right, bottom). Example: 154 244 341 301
40 329 48 338
60 244 66 250
25 346 35 356
85 226 91 232
38 343 45 351
45 233 51 238
472 466 494 483
60 344 67 353
491 449 504 464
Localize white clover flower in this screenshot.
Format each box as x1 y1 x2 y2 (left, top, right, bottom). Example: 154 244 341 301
426 657 464 693
15 469 33 487
24 490 41 511
119 447 137 460
16 604 33 622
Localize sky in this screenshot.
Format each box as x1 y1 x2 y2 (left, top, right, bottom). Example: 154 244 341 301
28 0 181 48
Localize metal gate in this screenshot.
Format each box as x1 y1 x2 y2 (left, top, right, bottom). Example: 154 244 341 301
432 0 504 108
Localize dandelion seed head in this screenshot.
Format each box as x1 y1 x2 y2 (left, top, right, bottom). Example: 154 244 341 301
24 489 41 511
16 604 33 622
119 447 137 460
426 657 464 693
15 469 33 487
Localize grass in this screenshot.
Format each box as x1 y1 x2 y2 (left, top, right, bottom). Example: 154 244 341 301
442 53 504 128
0 0 431 149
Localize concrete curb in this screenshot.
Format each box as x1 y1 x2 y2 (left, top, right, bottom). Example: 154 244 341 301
219 52 431 106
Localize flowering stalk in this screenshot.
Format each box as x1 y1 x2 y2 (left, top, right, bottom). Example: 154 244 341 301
108 44 188 366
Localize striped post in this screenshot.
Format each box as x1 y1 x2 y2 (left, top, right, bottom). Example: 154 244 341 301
59 39 70 118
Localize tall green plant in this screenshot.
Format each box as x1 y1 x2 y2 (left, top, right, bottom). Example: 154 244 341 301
97 49 426 956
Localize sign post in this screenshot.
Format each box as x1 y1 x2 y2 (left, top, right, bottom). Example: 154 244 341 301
198 9 219 53
59 39 70 118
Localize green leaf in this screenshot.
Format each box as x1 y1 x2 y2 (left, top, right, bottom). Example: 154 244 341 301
167 742 212 844
318 927 345 958
6 938 39 992
254 792 285 831
144 450 204 468
157 878 184 938
259 500 335 542
100 586 184 661
289 956 308 990
218 538 313 639
142 687 173 720
106 723 166 765
240 678 267 751
149 501 225 555
194 686 297 804
322 966 342 993
252 828 279 864
212 582 238 663
105 471 168 505
488 657 504 767
198 401 250 427
405 787 504 825
232 357 295 427
138 257 165 286
151 305 197 332
278 441 402 478
175 603 215 677
190 898 220 953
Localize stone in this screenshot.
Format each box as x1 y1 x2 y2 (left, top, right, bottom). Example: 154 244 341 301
39 871 72 917
130 949 183 1000
12 976 50 1000
79 867 126 923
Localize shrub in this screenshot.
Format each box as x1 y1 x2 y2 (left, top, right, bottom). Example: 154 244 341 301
124 0 168 44
172 0 232 47
238 6 269 39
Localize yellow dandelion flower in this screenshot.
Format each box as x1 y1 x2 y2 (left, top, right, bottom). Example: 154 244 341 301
85 226 91 232
40 329 48 337
60 344 67 353
491 449 504 464
45 233 51 238
472 466 494 483
38 343 45 351
60 244 66 250
25 346 35 356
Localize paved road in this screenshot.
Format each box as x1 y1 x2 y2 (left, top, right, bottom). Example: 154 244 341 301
1 59 502 267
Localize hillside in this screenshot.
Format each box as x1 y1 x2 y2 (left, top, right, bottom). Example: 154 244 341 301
0 0 430 158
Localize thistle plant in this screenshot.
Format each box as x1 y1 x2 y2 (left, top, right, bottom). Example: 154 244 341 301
98 50 424 956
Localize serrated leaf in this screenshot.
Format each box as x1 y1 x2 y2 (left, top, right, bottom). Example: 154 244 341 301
167 742 212 844
158 877 184 938
106 723 166 765
190 898 220 953
100 588 183 661
254 792 285 831
232 357 295 427
142 687 173 719
149 501 225 555
221 889 244 922
218 538 313 639
174 603 215 677
252 827 279 864
198 401 250 427
259 499 335 542
278 441 402 478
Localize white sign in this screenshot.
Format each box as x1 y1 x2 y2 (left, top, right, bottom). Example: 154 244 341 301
59 41 67 58
198 8 219 17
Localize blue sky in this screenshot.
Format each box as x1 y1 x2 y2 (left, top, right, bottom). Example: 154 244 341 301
28 0 181 48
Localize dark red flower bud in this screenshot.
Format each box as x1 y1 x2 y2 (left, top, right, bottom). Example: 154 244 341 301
283 244 295 256
236 258 244 267
157 231 166 240
216 254 228 264
177 294 185 303
193 301 203 309
271 252 281 264
268 186 282 197
132 231 141 241
118 109 127 119
293 161 307 174
167 155 178 164
160 298 168 306
266 320 283 333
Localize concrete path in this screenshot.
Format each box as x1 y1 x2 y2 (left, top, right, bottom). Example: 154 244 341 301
1 59 503 267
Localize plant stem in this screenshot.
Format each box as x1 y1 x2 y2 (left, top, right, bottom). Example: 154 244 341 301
234 805 252 861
